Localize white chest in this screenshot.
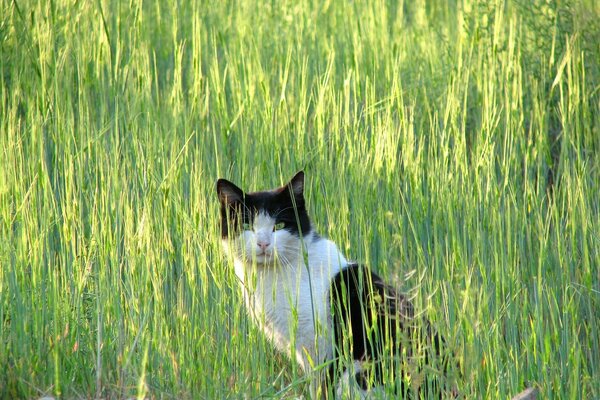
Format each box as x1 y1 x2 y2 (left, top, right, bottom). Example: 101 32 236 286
233 239 346 371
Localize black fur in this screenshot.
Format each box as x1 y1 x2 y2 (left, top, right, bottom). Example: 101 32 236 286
329 263 449 397
216 172 311 239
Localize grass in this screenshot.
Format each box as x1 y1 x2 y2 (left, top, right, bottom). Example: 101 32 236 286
1 0 599 398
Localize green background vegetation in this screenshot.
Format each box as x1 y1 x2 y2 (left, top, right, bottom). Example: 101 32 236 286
1 0 598 398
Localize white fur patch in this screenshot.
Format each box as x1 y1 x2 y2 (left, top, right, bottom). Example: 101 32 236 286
223 215 348 373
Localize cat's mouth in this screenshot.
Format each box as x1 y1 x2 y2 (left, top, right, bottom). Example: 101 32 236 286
249 250 275 264
254 251 272 259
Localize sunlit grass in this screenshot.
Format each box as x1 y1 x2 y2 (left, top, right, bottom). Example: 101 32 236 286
1 0 598 398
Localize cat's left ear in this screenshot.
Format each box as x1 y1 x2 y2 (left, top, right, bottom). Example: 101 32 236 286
216 179 244 205
286 171 305 197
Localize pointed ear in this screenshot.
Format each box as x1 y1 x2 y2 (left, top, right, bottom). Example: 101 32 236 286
216 179 244 205
286 171 305 197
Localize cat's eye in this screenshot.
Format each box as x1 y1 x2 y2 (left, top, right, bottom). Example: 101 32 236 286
242 222 253 231
273 222 285 231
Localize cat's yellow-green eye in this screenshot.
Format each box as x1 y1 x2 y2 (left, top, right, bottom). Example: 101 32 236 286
242 222 253 231
273 222 285 231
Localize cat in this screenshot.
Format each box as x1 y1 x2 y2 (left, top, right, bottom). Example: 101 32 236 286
217 171 451 398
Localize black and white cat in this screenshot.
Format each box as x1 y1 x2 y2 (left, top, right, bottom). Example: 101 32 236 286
217 171 450 398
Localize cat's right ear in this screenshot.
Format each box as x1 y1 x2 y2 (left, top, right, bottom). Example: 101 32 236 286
287 170 305 197
216 179 244 205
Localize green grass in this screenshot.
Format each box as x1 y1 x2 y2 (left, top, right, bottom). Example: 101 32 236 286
1 0 599 398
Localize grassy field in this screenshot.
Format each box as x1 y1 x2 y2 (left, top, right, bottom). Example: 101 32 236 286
1 0 599 398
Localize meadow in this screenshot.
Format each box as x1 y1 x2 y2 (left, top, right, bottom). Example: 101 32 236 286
1 0 599 398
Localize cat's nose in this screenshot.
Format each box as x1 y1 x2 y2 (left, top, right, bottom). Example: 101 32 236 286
257 240 270 251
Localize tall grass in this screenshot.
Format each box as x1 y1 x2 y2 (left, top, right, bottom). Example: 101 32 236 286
1 0 598 398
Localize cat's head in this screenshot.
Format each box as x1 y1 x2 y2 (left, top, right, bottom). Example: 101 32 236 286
216 171 311 266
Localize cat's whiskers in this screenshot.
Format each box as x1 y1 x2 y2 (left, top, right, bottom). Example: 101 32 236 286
270 247 294 266
274 253 295 273
272 243 302 253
